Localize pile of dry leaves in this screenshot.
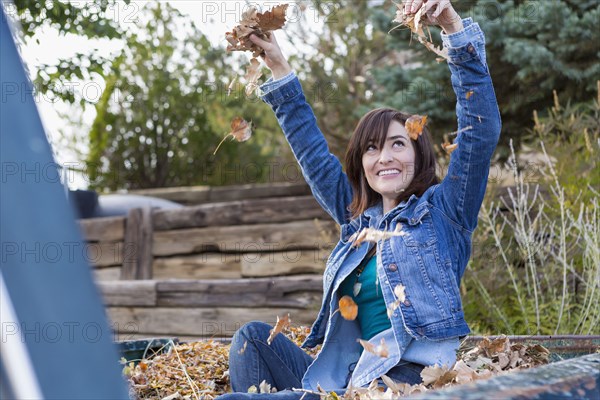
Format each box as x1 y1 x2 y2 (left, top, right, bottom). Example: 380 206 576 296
123 340 230 400
124 329 549 400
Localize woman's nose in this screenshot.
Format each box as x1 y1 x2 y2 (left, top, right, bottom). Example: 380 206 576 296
378 147 393 163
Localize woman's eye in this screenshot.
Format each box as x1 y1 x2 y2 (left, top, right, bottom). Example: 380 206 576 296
366 144 377 152
392 140 405 148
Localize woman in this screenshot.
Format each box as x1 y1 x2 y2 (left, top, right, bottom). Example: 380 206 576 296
219 0 501 398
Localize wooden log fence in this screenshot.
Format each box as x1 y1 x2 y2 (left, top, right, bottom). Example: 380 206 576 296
78 194 335 281
79 184 334 339
98 276 323 338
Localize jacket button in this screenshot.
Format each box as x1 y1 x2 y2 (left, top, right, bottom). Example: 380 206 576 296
468 45 475 53
388 264 397 272
403 299 411 307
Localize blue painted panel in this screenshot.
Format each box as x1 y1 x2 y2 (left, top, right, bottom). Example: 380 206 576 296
0 8 129 399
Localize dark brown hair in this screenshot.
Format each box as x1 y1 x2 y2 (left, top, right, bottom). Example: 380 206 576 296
345 108 439 219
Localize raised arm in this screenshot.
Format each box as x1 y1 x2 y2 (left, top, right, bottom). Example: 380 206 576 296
406 1 502 232
437 21 501 232
250 34 353 225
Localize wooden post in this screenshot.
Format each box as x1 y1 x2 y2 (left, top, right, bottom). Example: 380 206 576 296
121 207 153 280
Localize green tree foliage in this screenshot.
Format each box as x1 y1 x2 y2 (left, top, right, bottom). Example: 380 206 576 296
370 0 600 154
11 0 131 103
283 0 389 156
87 3 273 190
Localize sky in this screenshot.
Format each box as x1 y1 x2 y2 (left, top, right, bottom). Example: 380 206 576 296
14 0 326 188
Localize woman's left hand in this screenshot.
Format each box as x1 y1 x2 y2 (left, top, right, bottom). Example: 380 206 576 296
403 0 463 34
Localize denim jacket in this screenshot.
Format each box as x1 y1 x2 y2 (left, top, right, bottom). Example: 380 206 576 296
260 19 501 390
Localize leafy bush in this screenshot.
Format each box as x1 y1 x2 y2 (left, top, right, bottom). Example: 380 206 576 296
464 84 599 335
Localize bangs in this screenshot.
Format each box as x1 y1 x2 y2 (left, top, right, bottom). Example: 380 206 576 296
355 108 406 154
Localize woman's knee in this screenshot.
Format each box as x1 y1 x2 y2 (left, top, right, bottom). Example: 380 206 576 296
233 321 272 345
230 321 272 357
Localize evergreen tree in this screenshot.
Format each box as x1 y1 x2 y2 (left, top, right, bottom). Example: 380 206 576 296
370 0 600 154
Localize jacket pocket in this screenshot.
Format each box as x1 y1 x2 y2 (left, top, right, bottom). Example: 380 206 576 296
399 207 437 248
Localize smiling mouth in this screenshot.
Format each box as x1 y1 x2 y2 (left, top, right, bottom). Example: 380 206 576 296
377 169 401 176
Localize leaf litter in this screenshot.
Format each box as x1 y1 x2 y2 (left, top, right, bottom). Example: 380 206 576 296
124 327 549 399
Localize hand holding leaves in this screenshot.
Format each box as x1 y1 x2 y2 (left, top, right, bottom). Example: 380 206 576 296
249 34 292 80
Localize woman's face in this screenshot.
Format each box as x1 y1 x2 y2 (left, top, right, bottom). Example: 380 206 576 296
361 120 416 210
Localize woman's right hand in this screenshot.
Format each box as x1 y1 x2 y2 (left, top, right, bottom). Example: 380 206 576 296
249 33 292 80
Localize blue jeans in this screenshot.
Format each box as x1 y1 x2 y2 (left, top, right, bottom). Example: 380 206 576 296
216 322 424 400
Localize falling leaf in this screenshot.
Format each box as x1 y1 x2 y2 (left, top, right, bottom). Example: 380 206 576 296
227 76 238 97
244 57 263 96
338 295 358 320
405 115 428 140
267 314 291 345
358 338 389 358
350 225 406 247
213 117 253 155
393 284 406 303
237 340 248 355
446 125 473 137
442 142 458 155
466 90 474 100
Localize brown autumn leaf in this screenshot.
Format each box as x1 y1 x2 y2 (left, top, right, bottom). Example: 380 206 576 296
405 115 428 140
441 142 458 155
452 360 477 384
480 336 509 357
466 90 474 100
420 365 457 388
358 338 389 358
267 313 291 345
226 5 288 98
390 3 449 61
213 117 253 155
257 4 289 31
244 57 263 96
226 5 288 57
339 295 358 320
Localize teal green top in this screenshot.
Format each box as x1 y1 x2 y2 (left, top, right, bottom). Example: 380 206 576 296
338 255 392 340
